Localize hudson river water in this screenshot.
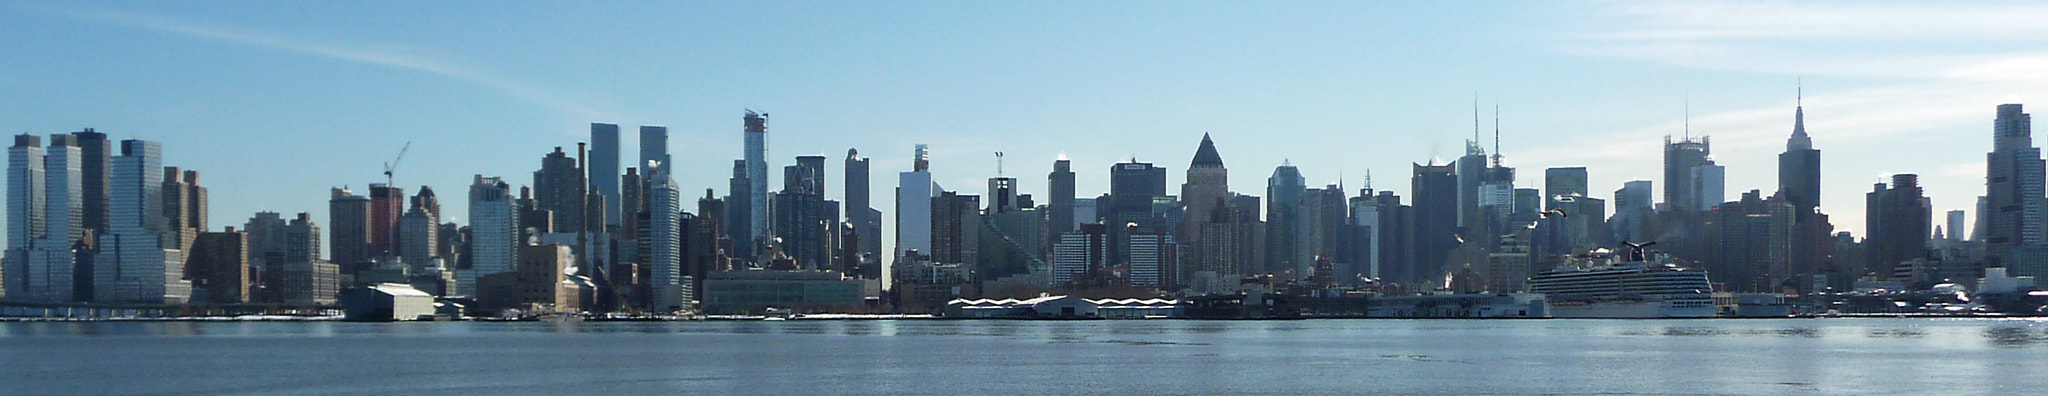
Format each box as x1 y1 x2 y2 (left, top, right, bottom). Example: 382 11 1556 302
4 318 2046 395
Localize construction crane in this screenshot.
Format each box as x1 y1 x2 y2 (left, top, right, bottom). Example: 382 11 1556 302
383 142 411 187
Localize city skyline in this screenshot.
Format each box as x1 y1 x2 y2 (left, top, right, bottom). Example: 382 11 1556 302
6 1 2048 258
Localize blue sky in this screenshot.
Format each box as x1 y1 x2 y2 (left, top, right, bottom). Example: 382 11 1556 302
4 1 2047 255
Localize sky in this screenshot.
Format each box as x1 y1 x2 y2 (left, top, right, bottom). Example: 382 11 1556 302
4 1 2048 258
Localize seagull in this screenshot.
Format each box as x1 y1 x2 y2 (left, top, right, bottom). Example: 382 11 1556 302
1538 208 1567 218
1554 195 1578 203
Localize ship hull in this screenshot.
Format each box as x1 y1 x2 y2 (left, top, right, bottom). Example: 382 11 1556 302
1548 299 1716 319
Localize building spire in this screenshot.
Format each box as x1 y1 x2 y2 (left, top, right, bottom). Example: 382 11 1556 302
1788 82 1813 151
1492 103 1503 167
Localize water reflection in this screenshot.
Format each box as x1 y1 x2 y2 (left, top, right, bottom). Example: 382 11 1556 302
1983 326 2048 347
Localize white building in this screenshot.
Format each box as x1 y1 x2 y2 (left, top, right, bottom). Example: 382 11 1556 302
464 175 518 296
1051 230 1105 287
648 173 684 311
896 145 935 267
1128 230 1174 287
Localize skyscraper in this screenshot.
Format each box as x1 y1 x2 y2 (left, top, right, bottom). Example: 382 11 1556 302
1411 162 1458 284
1612 180 1654 243
1664 136 1712 212
1455 140 1488 232
896 145 935 261
647 172 684 311
1181 134 1234 288
161 168 205 283
245 211 288 302
28 134 83 302
1048 159 1078 235
1692 160 1725 209
1108 160 1167 269
279 213 336 305
1708 190 1795 292
464 175 518 296
590 123 622 231
367 184 403 258
845 148 881 275
1779 97 1822 221
96 139 188 303
743 111 770 248
638 126 671 185
773 155 838 269
930 190 980 269
532 146 586 235
1266 163 1305 277
400 187 441 273
726 159 753 260
1985 104 2046 266
1544 167 1588 210
1052 223 1107 287
1947 210 1967 242
4 135 45 299
72 129 110 236
1866 174 1931 280
188 229 249 303
328 187 371 273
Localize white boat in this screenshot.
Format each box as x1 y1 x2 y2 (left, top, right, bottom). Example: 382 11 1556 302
1527 243 1717 319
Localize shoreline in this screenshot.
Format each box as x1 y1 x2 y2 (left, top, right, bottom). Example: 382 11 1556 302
1 312 2029 323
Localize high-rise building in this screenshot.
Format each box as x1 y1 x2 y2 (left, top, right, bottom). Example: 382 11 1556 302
464 175 518 296
1947 210 1967 242
367 184 403 258
1455 141 1488 232
1985 104 2046 266
1051 223 1107 287
400 187 441 273
4 135 45 299
743 111 770 248
244 212 288 303
278 213 337 305
1692 161 1725 209
1612 180 1654 242
647 173 684 311
533 146 586 235
95 139 188 303
161 168 205 283
1708 190 1795 292
1411 162 1459 284
931 190 980 267
590 123 622 230
726 160 754 260
1048 159 1077 237
1127 227 1175 287
1544 167 1588 210
638 126 671 185
1779 98 1822 221
845 148 882 276
189 229 249 303
24 134 83 302
1266 163 1305 277
896 145 935 262
773 155 838 269
1664 136 1712 211
72 129 110 236
1867 174 1931 280
328 187 371 273
1180 134 1233 287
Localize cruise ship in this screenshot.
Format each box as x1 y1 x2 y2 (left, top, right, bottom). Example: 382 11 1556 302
1526 243 1717 318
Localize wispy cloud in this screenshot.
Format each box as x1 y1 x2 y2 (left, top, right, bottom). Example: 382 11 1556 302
45 7 616 121
1520 0 2048 227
